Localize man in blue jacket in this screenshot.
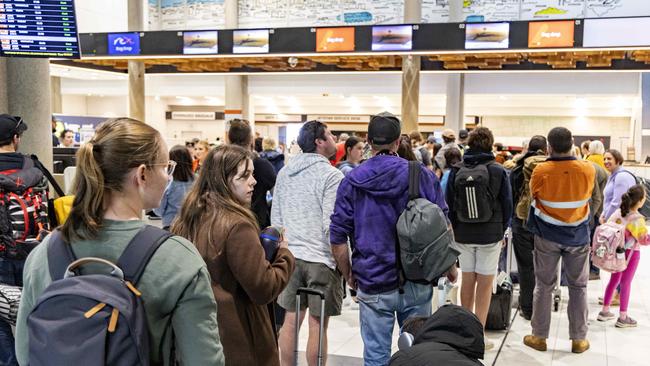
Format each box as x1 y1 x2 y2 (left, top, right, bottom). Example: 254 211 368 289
330 112 451 366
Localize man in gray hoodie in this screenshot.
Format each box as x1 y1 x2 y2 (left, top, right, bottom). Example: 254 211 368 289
272 120 344 366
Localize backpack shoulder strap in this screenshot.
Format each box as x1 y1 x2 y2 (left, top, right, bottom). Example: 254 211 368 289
116 225 172 285
47 230 77 281
408 161 420 200
29 154 65 197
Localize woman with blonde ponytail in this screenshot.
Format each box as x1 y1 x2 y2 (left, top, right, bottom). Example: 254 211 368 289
15 118 225 365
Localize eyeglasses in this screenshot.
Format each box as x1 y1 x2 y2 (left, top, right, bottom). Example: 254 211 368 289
13 116 23 133
149 160 177 177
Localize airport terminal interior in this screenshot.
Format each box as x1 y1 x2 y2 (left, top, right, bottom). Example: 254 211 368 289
3 0 650 365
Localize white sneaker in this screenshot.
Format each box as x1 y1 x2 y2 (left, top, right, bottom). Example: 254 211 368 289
485 339 495 351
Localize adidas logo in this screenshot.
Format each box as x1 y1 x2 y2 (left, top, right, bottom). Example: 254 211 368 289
466 176 474 181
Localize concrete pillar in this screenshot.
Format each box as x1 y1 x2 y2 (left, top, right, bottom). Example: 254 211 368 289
51 76 63 114
444 0 465 133
6 59 54 170
401 0 422 133
128 0 146 122
224 0 252 132
0 59 7 112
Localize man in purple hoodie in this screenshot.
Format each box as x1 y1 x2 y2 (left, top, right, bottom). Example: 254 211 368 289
330 112 450 366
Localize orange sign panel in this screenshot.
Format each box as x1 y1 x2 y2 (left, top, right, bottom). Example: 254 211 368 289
528 21 574 48
316 27 355 52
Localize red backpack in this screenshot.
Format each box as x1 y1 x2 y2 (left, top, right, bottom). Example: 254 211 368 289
0 156 51 259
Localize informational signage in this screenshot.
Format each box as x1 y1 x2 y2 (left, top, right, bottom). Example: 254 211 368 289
371 25 412 51
307 114 371 123
171 111 216 120
107 32 140 56
0 0 80 58
528 20 574 48
465 22 510 50
233 29 269 54
583 17 650 48
183 30 218 55
316 27 355 52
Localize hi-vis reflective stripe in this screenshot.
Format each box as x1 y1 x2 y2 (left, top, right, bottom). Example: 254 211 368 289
466 186 478 219
539 198 590 209
532 201 590 227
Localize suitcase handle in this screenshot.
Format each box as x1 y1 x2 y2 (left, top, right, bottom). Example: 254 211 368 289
296 287 325 299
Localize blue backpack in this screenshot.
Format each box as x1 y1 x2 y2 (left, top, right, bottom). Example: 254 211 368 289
27 226 171 366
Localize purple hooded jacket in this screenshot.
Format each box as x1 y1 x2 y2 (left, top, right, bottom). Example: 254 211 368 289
330 155 448 294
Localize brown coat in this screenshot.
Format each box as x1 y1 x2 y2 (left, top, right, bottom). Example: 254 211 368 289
204 219 295 366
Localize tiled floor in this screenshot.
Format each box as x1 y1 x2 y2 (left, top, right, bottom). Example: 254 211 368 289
295 256 650 365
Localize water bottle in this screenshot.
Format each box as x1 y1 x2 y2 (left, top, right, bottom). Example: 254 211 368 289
616 246 625 260
260 226 281 262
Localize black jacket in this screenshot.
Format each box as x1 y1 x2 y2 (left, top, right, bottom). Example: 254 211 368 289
445 150 513 244
389 305 484 366
251 157 276 229
260 150 285 174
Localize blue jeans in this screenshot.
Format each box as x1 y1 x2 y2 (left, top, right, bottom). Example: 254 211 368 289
357 281 433 366
0 258 24 366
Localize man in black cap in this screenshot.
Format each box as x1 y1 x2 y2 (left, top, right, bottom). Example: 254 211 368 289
458 129 469 152
330 112 451 366
0 114 32 365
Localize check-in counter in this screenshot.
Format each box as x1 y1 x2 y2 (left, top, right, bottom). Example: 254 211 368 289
624 164 650 179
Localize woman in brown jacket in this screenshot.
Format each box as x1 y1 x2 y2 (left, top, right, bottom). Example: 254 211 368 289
173 144 295 366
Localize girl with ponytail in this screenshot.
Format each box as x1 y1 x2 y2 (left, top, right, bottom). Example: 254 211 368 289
598 184 650 328
15 118 225 365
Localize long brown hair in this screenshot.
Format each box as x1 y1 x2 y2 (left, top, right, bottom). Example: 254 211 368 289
60 118 163 242
171 144 258 257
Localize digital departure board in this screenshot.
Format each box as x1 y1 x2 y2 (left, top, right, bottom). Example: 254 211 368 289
0 0 80 58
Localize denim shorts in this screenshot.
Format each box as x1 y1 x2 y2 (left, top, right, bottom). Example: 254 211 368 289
453 242 501 275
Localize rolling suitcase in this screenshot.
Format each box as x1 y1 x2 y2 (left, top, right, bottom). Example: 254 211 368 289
485 230 514 330
294 287 326 366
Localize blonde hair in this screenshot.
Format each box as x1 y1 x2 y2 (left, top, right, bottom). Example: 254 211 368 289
60 118 163 242
195 140 210 150
262 137 276 151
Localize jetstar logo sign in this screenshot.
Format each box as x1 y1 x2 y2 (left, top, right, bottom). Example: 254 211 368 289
108 33 140 55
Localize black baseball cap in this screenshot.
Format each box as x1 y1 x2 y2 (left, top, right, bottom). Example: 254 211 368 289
459 129 469 139
368 112 401 145
0 114 27 141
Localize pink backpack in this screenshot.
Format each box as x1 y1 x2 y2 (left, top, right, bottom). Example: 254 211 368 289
591 220 628 273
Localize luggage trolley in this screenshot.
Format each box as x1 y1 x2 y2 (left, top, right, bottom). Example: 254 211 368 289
294 287 326 366
553 260 562 312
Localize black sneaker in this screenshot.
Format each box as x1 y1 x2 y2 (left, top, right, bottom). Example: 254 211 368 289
520 311 532 321
146 210 162 220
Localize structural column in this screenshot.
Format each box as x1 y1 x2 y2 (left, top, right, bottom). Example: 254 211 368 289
6 59 54 170
639 73 650 162
401 0 422 133
444 0 465 132
51 76 63 114
224 0 253 132
0 59 7 112
128 0 146 121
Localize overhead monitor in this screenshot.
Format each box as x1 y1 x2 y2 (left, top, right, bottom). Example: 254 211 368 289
0 0 80 58
583 17 650 48
371 25 412 51
233 29 269 54
183 30 218 54
107 32 140 56
528 20 574 48
465 22 509 50
316 27 355 52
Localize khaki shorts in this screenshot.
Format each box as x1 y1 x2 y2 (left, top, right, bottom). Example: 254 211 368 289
278 259 343 317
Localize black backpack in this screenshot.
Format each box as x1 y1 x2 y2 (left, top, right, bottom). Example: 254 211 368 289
27 226 172 366
453 161 500 223
621 170 650 218
0 156 51 259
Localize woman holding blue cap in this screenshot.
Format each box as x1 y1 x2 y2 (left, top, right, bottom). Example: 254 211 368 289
173 144 295 366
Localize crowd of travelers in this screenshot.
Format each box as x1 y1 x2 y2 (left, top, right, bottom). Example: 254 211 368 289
0 112 647 366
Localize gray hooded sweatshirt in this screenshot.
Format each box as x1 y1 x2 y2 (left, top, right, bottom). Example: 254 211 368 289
271 153 343 269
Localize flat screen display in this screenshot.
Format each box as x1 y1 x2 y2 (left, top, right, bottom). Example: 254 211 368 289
0 0 80 58
528 20 574 48
233 29 269 54
465 22 509 50
371 25 412 51
316 27 355 52
183 30 218 54
583 17 650 47
107 32 140 56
